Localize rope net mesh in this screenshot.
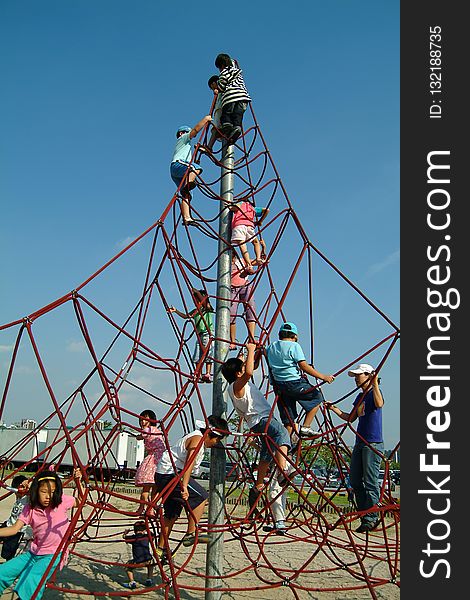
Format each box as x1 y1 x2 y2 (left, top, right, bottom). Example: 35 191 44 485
0 103 400 599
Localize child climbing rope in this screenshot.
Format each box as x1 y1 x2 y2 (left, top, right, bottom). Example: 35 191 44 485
0 469 85 600
170 115 212 226
230 200 267 273
168 288 214 383
215 53 251 144
230 251 257 350
222 342 291 516
134 409 165 516
266 322 335 438
205 75 224 153
153 415 229 563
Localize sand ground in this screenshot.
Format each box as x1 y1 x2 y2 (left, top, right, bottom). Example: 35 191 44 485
0 487 400 599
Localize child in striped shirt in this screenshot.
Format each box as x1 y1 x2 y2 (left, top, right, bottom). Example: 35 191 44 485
215 53 251 144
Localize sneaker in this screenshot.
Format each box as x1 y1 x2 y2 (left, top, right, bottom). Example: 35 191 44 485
183 219 196 227
274 520 286 534
201 374 212 383
182 531 210 547
262 521 286 535
299 426 321 438
228 126 242 144
356 519 380 533
155 546 170 565
144 579 154 587
123 581 137 589
221 122 233 138
277 468 293 487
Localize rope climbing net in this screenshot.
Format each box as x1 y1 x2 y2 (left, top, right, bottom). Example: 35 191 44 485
0 100 400 599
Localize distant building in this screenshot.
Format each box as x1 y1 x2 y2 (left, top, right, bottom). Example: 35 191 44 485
21 419 37 430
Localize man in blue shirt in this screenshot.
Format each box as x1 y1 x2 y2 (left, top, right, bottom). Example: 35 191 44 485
326 363 384 533
266 322 335 438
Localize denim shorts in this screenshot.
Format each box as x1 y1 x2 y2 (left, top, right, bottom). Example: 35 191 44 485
170 161 203 187
251 416 290 462
274 378 324 426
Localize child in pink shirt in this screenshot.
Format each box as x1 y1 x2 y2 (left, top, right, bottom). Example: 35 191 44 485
230 201 267 273
230 252 257 350
0 469 84 600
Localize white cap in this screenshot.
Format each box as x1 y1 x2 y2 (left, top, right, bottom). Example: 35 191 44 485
348 363 374 376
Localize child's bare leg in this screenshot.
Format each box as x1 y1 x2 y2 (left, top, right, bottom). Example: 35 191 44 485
126 568 135 583
181 196 191 222
256 459 270 488
186 499 207 534
303 405 321 428
251 238 263 263
275 445 289 472
247 320 256 343
260 237 267 259
138 484 152 514
187 170 199 186
158 516 177 549
206 129 218 151
230 323 237 349
240 243 253 271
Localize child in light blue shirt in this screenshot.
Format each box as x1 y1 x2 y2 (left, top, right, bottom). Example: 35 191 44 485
266 322 334 438
170 114 212 226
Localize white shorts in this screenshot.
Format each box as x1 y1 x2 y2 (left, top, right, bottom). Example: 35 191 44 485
231 225 255 244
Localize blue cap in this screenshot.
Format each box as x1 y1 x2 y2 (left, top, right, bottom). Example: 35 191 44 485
279 322 298 336
177 125 191 134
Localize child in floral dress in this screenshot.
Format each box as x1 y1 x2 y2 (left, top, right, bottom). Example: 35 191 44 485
134 410 165 515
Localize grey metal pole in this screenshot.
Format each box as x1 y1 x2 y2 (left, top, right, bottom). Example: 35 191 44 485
205 141 234 599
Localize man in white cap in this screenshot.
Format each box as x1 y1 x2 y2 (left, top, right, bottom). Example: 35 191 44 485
326 363 384 533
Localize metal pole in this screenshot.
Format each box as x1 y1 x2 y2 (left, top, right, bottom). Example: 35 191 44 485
205 140 233 599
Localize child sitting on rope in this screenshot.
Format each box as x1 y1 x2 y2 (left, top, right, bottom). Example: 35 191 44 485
266 322 335 439
222 342 291 515
215 53 251 144
230 200 267 274
0 469 85 600
153 415 228 563
170 115 212 226
168 288 214 383
122 521 154 589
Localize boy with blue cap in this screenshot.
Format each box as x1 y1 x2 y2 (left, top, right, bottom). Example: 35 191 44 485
170 114 212 226
266 322 335 438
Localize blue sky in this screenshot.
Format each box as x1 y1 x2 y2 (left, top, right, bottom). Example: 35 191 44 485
0 1 399 448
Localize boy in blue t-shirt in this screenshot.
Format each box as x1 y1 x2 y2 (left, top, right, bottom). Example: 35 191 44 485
170 114 212 226
326 363 384 533
266 322 334 438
